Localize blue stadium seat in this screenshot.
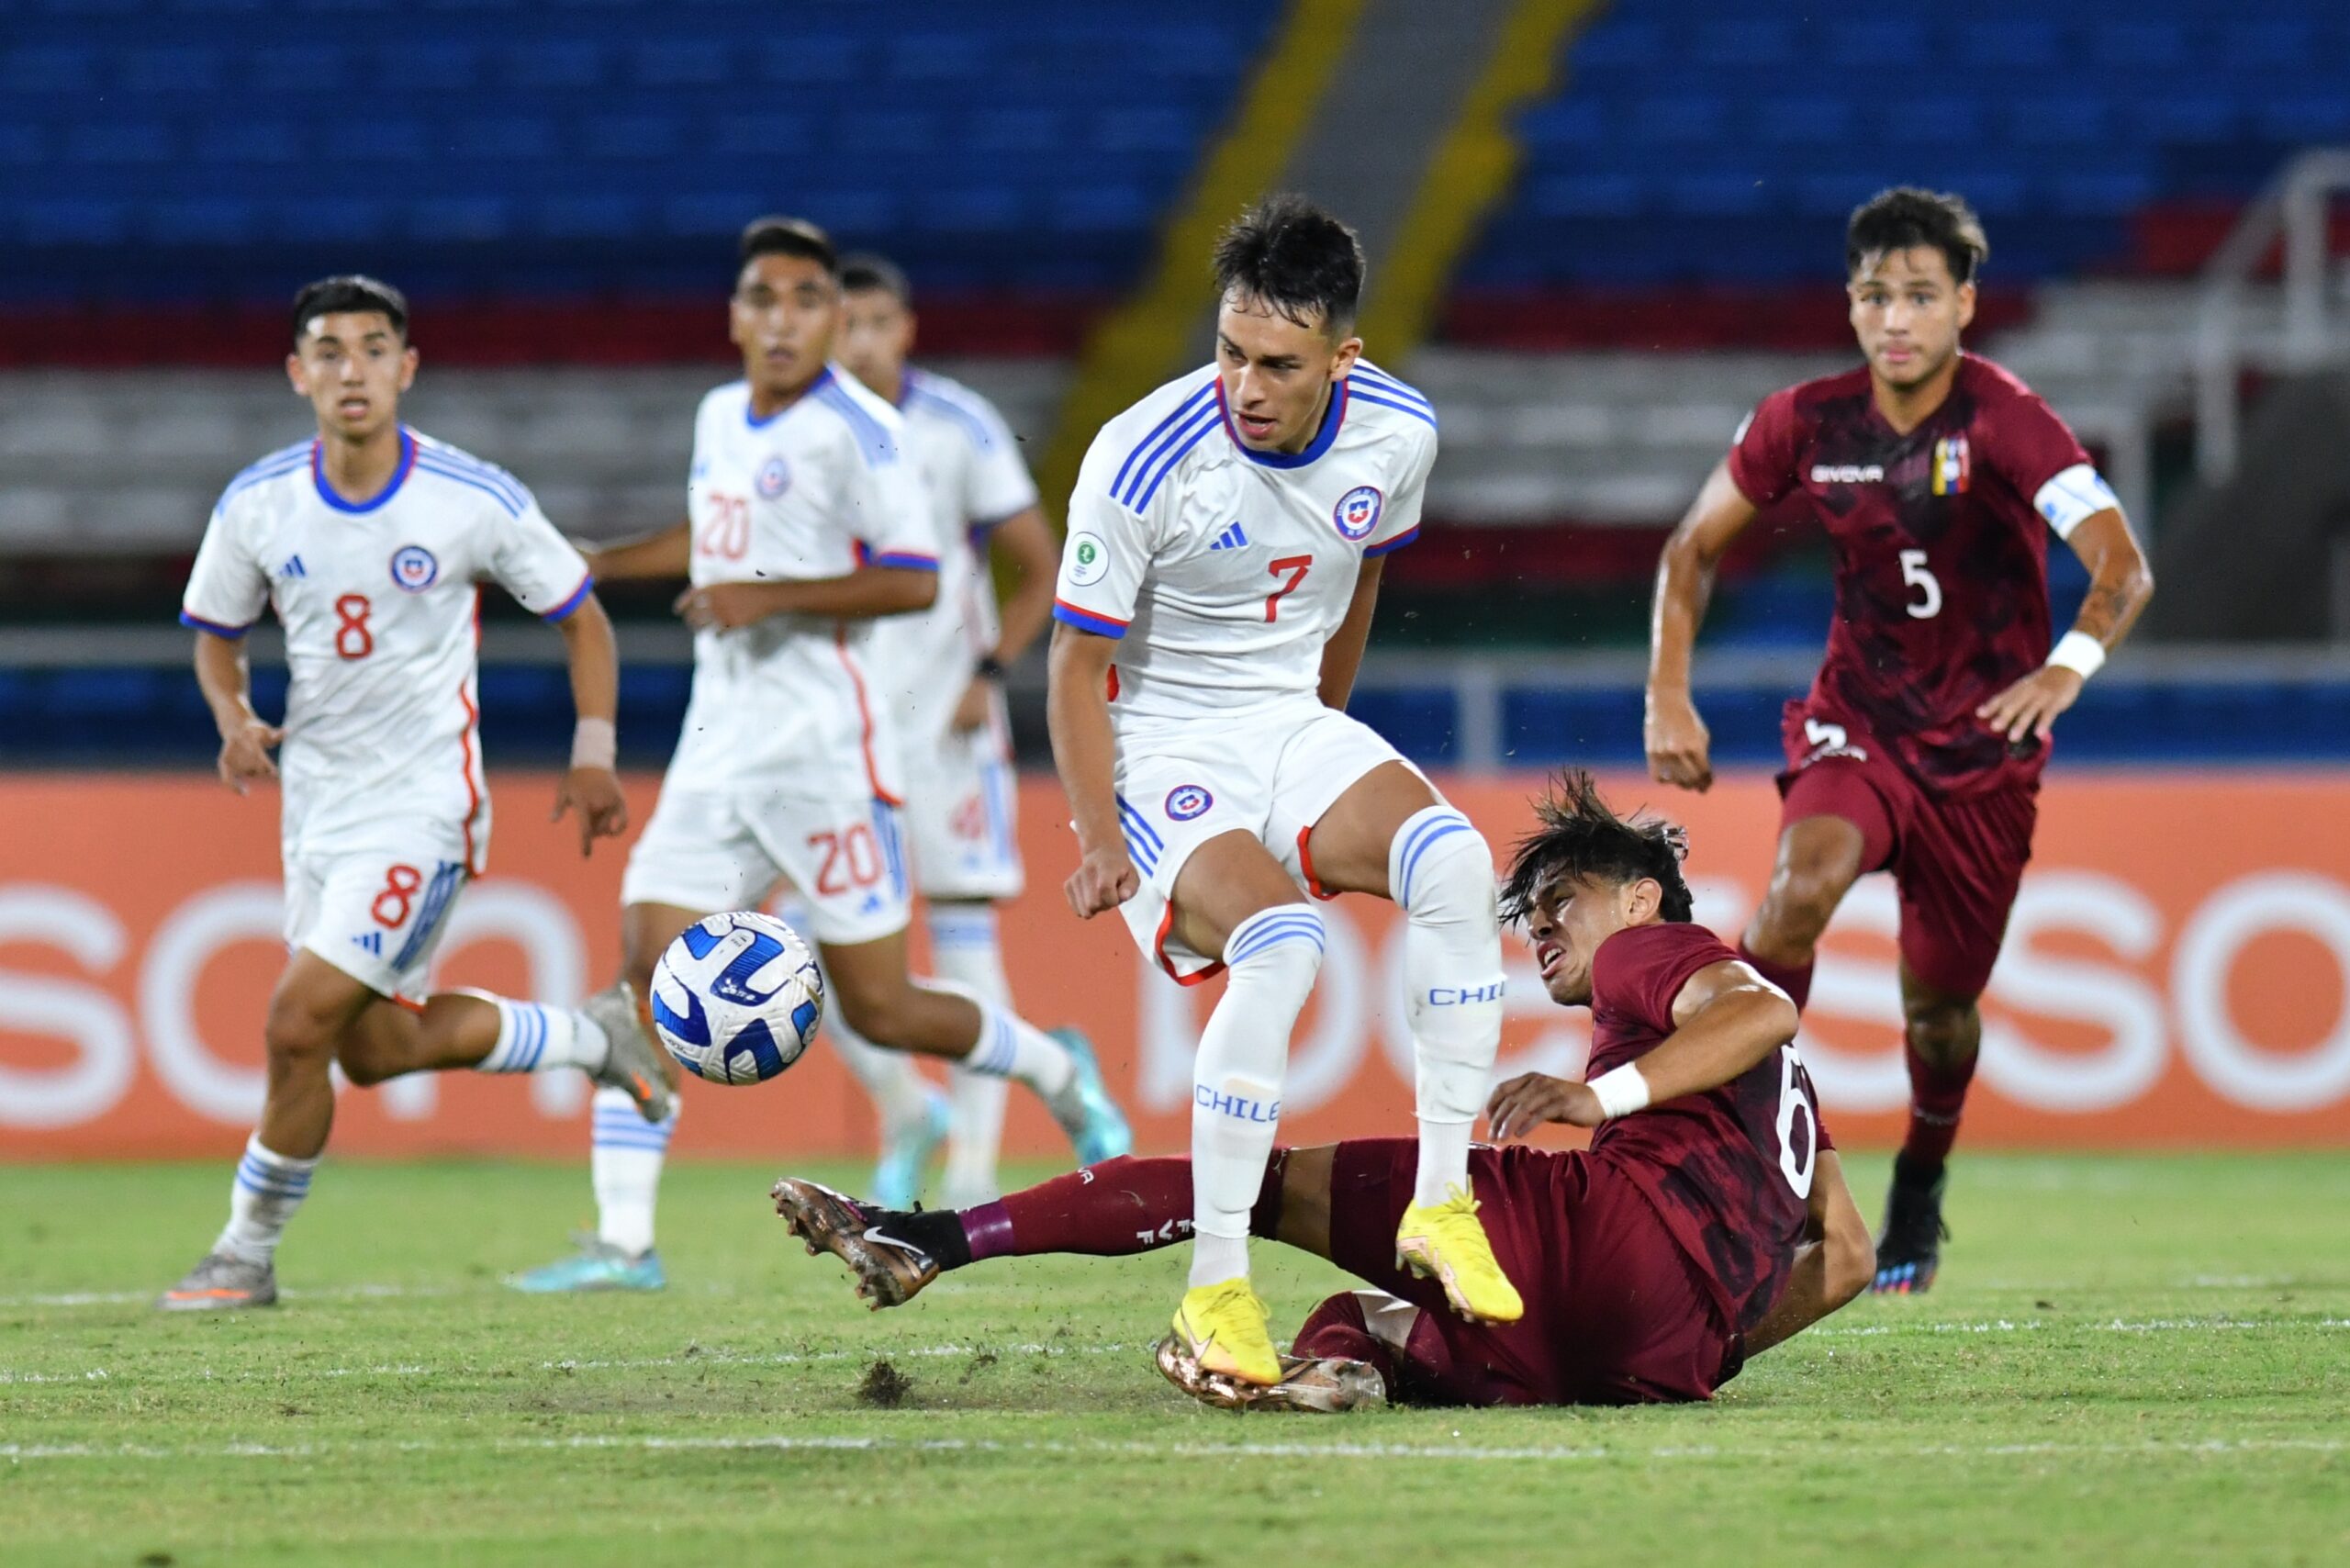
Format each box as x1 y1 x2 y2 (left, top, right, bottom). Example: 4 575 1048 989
0 4 1282 305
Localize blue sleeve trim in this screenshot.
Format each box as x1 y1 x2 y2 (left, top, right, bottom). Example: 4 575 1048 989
867 552 940 571
541 574 594 622
179 610 254 639
1053 600 1129 639
1362 526 1421 558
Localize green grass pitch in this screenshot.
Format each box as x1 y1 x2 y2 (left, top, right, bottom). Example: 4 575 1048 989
5 1153 2346 1566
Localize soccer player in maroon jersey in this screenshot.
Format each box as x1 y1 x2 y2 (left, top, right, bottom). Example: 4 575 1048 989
1643 188 2156 1294
771 773 1874 1411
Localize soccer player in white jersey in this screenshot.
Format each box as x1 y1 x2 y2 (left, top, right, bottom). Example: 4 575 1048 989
512 219 1128 1293
1048 196 1520 1385
159 275 677 1312
798 252 1064 1209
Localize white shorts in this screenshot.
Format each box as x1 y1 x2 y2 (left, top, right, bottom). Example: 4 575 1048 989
898 702 1024 902
1109 700 1417 983
619 778 912 947
285 832 471 1006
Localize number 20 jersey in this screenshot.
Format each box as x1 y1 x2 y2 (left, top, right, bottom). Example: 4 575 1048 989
179 428 591 869
676 371 934 803
1053 361 1435 725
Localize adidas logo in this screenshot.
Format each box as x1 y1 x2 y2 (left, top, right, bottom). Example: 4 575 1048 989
351 931 382 956
278 554 308 578
1208 521 1248 552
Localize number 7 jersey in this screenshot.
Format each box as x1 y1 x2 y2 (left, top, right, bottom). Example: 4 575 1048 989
1054 361 1436 723
179 428 592 869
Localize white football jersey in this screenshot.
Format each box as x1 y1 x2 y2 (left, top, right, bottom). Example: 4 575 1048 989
862 366 1040 746
180 428 592 868
674 370 934 801
1055 360 1434 723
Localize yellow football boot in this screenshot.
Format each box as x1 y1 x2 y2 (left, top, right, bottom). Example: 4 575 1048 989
1395 1185 1524 1323
1170 1277 1281 1386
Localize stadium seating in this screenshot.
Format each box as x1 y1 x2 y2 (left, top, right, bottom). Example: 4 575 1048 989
0 2 1274 308
1450 2 2350 337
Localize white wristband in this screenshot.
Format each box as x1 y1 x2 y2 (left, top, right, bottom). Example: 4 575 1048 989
570 717 617 771
2047 632 2107 680
1587 1064 1651 1121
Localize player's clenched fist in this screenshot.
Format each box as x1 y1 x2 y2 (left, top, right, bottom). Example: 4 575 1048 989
1064 843 1139 919
1644 691 1714 792
215 717 284 795
1485 1071 1603 1141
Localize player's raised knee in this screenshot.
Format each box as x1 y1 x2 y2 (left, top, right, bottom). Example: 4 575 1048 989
1220 903 1327 994
1388 805 1495 921
1902 994 1977 1067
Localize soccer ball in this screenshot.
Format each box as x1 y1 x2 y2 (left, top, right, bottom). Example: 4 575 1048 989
647 912 824 1085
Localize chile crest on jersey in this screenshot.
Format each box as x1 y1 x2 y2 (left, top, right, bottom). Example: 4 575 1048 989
1332 485 1383 542
388 544 439 592
755 456 791 499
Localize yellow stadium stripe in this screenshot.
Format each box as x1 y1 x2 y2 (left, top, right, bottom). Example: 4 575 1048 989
1352 0 1603 358
1035 0 1370 514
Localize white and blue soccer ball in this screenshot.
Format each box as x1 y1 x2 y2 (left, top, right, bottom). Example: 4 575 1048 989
648 912 824 1085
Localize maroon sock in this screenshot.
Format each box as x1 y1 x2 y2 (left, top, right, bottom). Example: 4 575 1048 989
1293 1292 1398 1387
961 1152 1287 1263
1737 942 1814 1013
1898 1043 1978 1172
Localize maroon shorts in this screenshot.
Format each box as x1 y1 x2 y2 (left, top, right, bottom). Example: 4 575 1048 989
1777 705 2038 999
1315 1138 1740 1406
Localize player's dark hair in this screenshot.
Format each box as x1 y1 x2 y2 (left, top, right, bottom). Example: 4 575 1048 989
838 252 912 307
1499 770 1695 925
290 274 408 344
1846 186 1989 286
738 215 838 276
1212 193 1364 335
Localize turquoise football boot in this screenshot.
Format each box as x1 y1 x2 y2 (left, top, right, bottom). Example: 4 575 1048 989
507 1237 666 1294
1048 1027 1133 1167
869 1089 952 1212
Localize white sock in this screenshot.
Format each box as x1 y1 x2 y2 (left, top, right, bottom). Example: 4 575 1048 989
591 1085 676 1257
1392 805 1506 1208
946 980 1077 1107
824 989 939 1142
216 1135 319 1264
474 996 610 1075
932 903 1012 1204
1189 904 1324 1288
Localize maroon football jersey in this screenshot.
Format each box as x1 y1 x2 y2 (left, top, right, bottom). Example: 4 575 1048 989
1729 353 2092 798
1585 922 1830 1337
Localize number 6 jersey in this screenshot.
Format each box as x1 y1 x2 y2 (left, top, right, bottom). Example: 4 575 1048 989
179 428 591 869
1054 361 1435 726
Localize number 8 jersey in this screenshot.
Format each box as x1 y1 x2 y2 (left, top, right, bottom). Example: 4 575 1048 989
1054 361 1436 724
179 428 591 869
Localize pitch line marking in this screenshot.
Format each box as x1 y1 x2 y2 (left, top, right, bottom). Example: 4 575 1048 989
2 1433 2344 1467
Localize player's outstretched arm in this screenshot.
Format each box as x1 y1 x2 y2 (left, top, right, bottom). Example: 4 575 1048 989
1645 461 1759 793
192 628 283 795
1046 622 1138 918
1486 958 1796 1137
577 520 691 583
1317 555 1385 710
1976 506 2154 744
674 564 936 631
1742 1149 1873 1356
952 507 1058 733
550 592 628 856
